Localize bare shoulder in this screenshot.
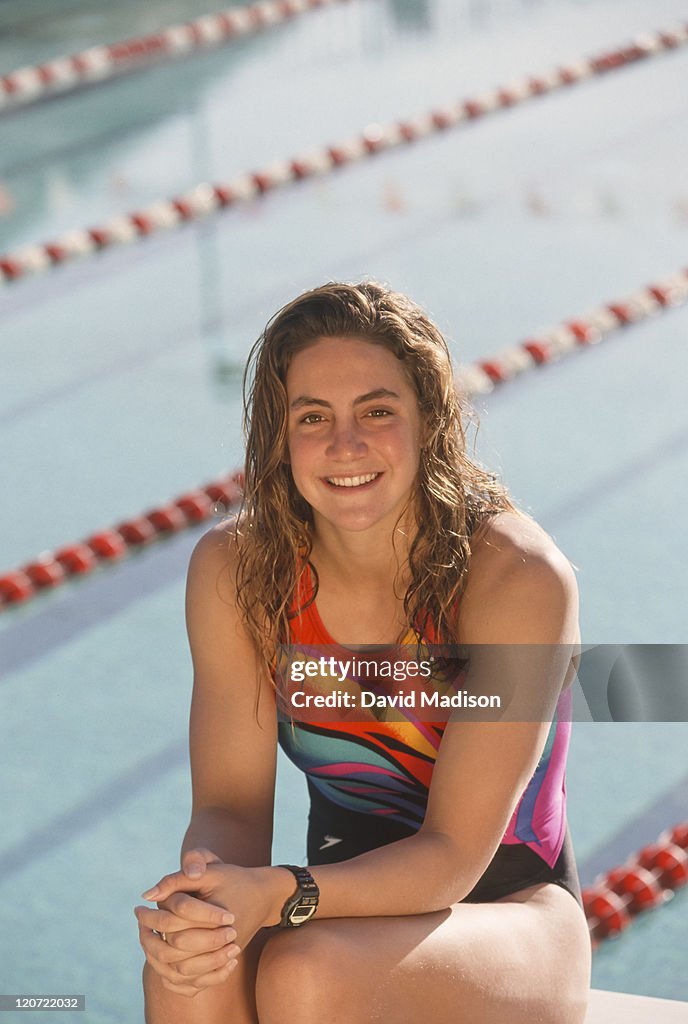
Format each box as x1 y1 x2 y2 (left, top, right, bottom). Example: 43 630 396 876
469 509 574 577
459 510 579 643
185 517 276 714
190 515 241 562
185 516 253 650
187 516 244 604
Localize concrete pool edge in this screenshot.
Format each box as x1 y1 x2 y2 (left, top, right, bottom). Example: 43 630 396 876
586 988 688 1022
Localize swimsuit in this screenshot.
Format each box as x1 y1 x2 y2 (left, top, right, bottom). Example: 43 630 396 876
276 562 583 907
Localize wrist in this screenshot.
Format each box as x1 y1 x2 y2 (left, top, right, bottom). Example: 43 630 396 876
251 866 298 928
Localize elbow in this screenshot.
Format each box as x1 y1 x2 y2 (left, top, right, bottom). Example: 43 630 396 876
416 829 488 910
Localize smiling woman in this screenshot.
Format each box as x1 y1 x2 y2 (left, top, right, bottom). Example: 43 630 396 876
235 281 525 665
137 281 591 1024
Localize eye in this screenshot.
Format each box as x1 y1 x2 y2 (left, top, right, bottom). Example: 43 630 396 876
366 408 392 418
300 413 324 424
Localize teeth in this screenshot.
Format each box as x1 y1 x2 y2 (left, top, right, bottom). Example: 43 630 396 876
327 472 380 487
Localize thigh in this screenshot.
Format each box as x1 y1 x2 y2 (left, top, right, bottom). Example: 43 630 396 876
256 883 591 1024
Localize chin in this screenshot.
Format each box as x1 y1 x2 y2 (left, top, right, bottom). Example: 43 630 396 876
317 504 401 534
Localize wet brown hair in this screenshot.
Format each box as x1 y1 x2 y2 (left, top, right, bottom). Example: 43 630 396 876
234 280 521 675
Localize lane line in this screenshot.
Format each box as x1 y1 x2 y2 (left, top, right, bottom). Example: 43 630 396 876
0 739 187 877
2 21 687 286
0 0 357 115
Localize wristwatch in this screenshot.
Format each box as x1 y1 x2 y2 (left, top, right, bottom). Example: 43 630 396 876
277 864 320 927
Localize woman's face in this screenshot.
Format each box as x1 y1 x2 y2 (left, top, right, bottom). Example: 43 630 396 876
286 336 424 537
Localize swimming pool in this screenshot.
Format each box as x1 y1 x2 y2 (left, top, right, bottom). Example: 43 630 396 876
1 0 687 1019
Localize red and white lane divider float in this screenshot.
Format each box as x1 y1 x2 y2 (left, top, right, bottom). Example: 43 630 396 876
1 266 687 611
0 470 245 610
455 267 688 396
584 822 688 947
0 0 354 114
1 22 687 287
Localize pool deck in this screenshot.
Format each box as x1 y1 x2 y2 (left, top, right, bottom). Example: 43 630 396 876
586 989 688 1022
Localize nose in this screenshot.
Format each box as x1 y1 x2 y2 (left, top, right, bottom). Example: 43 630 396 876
325 418 368 461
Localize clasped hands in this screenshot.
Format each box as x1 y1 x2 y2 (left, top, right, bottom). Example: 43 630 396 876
135 848 274 998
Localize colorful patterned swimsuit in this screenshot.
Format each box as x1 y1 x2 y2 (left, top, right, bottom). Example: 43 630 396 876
276 562 582 906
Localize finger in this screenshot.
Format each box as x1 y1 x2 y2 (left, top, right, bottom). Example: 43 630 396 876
134 901 232 937
137 922 198 966
160 893 236 929
179 957 239 990
141 865 230 907
158 892 236 931
160 976 199 999
181 847 222 880
165 924 238 955
139 922 236 961
173 942 241 978
139 921 237 993
151 951 238 996
139 926 192 988
138 925 184 966
141 867 203 902
158 961 238 999
144 948 204 996
140 924 240 976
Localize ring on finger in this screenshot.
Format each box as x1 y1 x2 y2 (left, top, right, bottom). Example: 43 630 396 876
152 929 169 943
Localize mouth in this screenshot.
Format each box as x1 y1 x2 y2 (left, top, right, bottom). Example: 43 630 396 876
323 472 383 491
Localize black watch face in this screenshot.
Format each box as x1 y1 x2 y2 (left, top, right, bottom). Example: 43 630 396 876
289 903 317 927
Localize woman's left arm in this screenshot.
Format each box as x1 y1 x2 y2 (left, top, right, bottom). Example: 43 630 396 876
146 521 580 925
305 525 580 919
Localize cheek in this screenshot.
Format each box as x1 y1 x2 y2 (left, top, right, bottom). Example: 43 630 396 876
391 423 422 460
286 432 315 473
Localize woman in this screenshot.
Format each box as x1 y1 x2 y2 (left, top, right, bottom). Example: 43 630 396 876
136 281 591 1023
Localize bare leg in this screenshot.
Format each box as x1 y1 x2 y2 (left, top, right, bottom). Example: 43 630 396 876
143 928 271 1024
255 883 591 1024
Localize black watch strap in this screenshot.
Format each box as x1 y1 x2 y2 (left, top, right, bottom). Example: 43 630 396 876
277 864 320 928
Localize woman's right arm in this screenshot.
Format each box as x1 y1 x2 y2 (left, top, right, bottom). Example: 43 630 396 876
136 520 279 993
182 518 278 868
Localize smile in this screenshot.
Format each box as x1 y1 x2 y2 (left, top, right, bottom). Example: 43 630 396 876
324 472 382 489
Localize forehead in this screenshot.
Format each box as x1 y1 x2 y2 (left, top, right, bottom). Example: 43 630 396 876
286 336 412 391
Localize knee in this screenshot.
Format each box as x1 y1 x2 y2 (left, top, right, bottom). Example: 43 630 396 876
143 960 185 1024
256 926 350 1024
142 953 250 1024
142 960 204 1024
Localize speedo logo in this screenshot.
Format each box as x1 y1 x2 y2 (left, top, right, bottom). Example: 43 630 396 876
319 834 343 851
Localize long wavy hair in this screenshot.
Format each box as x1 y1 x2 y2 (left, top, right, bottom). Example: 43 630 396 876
234 280 521 677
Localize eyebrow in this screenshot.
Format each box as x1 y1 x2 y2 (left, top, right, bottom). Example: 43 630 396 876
290 388 401 411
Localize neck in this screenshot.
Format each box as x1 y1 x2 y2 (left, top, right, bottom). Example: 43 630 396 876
309 516 417 591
